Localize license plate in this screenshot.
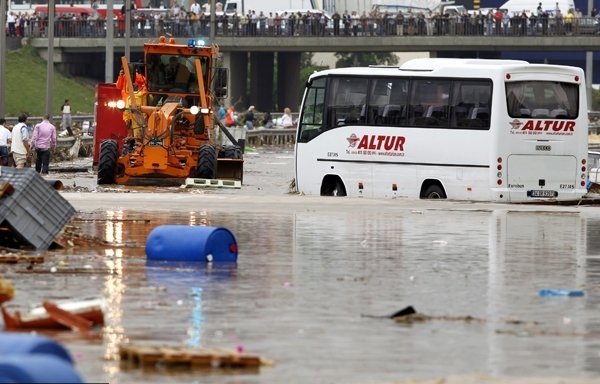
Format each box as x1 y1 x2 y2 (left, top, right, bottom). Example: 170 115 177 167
529 190 557 198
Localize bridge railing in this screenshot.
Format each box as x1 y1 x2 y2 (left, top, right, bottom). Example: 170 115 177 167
19 15 600 39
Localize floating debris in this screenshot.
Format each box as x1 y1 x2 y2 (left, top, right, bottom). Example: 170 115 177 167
1 298 104 331
118 344 274 370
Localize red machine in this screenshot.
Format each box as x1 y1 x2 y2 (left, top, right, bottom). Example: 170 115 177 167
93 83 128 167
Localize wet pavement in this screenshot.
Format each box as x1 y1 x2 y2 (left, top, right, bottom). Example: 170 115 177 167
2 148 600 384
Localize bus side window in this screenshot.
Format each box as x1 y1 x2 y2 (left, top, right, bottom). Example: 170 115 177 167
376 80 408 126
452 80 492 129
327 77 367 128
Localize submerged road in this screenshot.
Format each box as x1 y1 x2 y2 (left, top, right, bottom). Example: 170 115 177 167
3 148 600 384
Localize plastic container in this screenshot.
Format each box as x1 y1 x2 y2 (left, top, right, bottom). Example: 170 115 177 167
145 225 238 262
0 167 75 250
0 333 73 363
0 355 83 383
538 289 585 297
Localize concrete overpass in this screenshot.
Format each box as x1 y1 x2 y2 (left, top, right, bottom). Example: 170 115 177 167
28 35 600 112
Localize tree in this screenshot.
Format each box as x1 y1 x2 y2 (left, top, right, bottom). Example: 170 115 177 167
299 52 328 100
334 52 399 68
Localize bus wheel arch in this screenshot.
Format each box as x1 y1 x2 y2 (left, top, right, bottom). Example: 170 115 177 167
420 180 447 199
320 175 347 197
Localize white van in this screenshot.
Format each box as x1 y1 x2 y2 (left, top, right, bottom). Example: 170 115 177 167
498 0 575 16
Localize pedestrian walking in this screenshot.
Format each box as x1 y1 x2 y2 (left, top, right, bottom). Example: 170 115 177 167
226 105 237 127
0 118 11 166
217 104 227 125
10 114 31 169
61 99 73 136
30 114 57 175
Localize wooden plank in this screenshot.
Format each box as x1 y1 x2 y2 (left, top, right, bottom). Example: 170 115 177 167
0 254 44 264
118 343 272 369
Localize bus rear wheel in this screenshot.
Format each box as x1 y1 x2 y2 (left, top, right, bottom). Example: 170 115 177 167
423 185 446 199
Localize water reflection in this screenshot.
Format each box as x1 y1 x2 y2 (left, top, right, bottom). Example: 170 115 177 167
24 206 600 383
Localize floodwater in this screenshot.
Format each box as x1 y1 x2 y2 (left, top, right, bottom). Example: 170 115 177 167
3 148 600 384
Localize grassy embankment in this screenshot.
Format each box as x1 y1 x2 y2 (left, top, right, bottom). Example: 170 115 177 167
4 45 96 117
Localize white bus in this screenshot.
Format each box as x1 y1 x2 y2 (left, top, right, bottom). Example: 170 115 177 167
294 58 589 202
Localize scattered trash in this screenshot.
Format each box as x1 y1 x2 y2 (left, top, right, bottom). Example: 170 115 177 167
146 225 238 262
363 306 485 324
118 343 274 370
0 253 44 264
0 168 76 250
389 305 417 319
1 298 104 331
539 289 584 297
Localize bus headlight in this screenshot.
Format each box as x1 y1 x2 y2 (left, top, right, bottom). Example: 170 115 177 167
107 101 117 108
190 106 199 115
116 100 126 110
200 108 210 114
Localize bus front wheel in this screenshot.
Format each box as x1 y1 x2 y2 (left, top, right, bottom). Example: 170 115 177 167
422 184 446 199
321 177 347 197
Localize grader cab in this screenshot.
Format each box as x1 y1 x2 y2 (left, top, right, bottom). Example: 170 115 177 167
96 36 242 185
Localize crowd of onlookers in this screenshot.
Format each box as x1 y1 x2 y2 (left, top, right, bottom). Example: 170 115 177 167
6 0 600 38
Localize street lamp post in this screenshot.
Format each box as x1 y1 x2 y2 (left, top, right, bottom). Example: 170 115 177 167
46 0 55 116
0 0 7 117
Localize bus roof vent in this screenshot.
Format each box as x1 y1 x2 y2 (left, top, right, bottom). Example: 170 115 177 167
400 58 530 72
368 65 401 69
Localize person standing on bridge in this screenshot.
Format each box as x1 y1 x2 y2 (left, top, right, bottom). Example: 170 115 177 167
30 114 57 176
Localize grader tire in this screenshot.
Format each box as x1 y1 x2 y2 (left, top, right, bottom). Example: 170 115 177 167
97 140 118 185
219 145 242 159
196 144 218 179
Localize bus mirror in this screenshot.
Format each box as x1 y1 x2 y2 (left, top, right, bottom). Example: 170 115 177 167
214 68 228 99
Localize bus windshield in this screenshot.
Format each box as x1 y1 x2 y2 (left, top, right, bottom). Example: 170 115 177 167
506 81 578 119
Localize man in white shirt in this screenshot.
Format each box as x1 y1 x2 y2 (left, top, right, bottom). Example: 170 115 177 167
6 12 16 37
189 0 201 34
0 118 12 166
11 114 30 168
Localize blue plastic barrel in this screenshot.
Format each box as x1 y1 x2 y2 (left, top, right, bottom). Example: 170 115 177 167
0 355 83 383
145 225 238 262
0 333 73 363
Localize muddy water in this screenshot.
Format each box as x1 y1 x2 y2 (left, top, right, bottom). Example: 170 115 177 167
2 149 600 384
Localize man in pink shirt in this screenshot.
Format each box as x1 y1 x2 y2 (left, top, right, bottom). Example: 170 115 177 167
30 114 57 175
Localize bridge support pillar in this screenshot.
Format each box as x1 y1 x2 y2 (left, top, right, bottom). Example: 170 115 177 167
277 52 301 113
222 51 248 112
250 52 274 112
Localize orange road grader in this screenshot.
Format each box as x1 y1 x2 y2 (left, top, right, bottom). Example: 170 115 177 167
96 36 242 185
